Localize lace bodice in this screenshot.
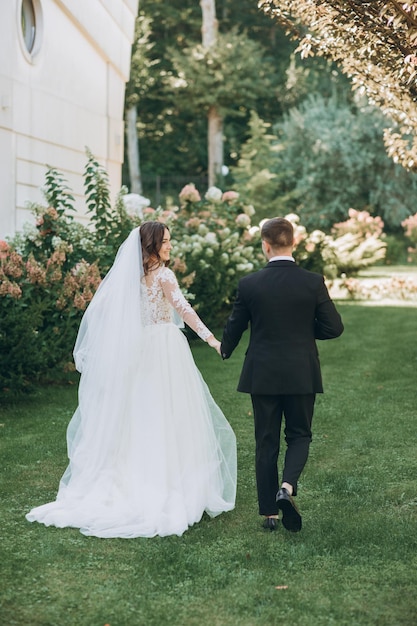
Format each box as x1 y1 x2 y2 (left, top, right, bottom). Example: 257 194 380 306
141 266 212 341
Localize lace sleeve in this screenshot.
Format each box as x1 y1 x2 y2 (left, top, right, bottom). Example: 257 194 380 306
159 268 212 341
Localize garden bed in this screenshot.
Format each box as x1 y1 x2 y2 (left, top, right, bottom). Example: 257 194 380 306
328 265 417 305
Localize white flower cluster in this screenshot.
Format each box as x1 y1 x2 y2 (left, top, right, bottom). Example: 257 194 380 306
172 228 255 285
122 193 150 218
20 223 42 249
51 236 73 254
205 186 223 202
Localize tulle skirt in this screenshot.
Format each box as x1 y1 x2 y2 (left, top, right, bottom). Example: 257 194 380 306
26 324 237 538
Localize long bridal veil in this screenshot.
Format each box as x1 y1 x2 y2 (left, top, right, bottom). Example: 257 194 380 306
61 228 147 510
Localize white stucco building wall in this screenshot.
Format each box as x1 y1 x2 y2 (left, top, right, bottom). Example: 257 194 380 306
0 0 139 237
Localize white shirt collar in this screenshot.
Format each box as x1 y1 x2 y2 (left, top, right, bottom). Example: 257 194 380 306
268 255 295 262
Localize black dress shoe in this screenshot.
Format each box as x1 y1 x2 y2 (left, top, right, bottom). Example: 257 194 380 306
276 488 302 532
262 517 278 531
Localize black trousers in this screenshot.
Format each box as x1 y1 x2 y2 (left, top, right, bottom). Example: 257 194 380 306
251 393 315 516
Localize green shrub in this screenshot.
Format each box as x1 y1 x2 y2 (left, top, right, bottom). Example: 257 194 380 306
0 291 46 392
84 149 139 272
383 234 408 265
231 97 417 232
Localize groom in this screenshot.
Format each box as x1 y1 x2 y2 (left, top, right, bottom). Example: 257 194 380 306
220 217 344 532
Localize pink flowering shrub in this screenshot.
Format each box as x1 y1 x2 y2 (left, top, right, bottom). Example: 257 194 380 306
332 209 384 239
179 183 202 205
222 190 240 203
327 209 386 276
0 237 101 391
402 213 417 243
401 213 417 262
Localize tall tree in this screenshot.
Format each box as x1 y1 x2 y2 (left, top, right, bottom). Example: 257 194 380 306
124 16 159 193
129 0 294 188
169 29 276 184
260 1 417 171
200 0 222 186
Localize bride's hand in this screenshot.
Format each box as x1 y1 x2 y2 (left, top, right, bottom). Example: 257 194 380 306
207 335 221 355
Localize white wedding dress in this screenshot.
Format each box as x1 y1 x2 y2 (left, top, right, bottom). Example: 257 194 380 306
26 228 237 538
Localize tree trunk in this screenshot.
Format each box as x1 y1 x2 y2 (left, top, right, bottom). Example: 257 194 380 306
208 106 223 187
200 0 223 188
200 0 218 48
126 104 142 194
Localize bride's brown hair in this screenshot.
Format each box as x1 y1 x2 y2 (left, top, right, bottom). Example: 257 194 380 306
140 221 170 275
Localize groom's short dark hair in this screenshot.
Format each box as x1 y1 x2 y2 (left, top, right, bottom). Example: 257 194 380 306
261 218 294 249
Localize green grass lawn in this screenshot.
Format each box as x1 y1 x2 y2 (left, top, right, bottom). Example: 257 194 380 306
1 303 417 625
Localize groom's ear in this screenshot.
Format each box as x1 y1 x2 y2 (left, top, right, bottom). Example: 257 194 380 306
261 239 270 257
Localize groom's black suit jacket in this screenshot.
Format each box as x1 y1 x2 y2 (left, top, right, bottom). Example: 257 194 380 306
221 260 344 395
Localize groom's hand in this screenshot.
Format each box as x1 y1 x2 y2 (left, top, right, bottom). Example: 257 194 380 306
220 343 229 360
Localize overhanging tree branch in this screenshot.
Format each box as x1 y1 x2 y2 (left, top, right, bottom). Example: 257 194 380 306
259 0 417 169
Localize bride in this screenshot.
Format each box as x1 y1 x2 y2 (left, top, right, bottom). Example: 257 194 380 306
26 222 237 538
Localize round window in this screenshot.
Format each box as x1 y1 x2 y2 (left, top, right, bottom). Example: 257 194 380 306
18 0 42 61
21 0 36 53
